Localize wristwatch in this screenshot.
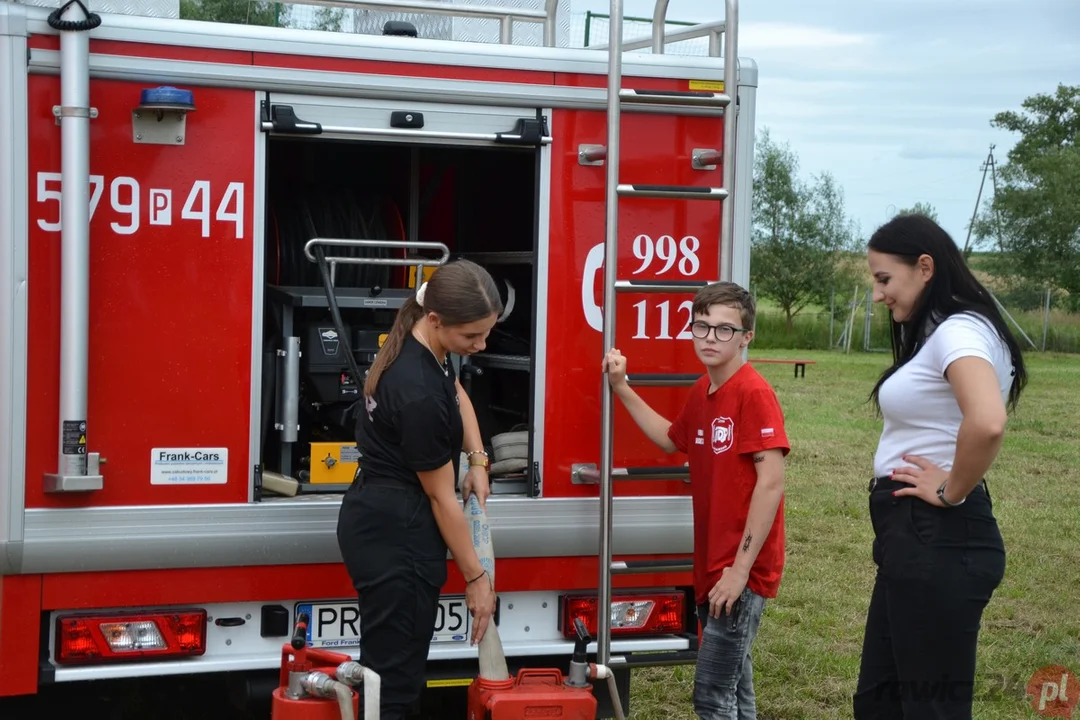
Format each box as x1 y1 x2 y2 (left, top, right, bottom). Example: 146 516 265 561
936 480 966 507
467 450 489 470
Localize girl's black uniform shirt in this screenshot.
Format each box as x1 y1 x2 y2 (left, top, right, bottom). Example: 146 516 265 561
355 333 463 488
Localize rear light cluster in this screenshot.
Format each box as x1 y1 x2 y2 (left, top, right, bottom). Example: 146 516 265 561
55 610 208 665
561 592 685 639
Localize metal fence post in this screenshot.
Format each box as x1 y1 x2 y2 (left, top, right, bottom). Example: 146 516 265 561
1042 287 1051 352
829 287 835 348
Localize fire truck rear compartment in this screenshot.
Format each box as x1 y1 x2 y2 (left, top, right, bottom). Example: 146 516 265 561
259 136 540 500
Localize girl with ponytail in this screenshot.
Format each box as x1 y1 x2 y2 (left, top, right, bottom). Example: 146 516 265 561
335 259 503 719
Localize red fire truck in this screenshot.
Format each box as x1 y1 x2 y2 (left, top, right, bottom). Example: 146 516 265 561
0 0 755 714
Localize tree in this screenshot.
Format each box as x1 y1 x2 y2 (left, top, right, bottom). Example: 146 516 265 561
972 84 1080 307
896 202 939 222
311 7 347 32
750 129 860 330
179 0 288 27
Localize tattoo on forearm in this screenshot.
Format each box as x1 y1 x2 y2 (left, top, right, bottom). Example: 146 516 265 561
753 454 765 463
742 532 752 552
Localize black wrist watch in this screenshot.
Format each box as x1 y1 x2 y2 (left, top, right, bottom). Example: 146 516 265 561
937 480 966 507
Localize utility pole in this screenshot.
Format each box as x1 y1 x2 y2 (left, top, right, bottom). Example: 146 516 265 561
963 144 1003 257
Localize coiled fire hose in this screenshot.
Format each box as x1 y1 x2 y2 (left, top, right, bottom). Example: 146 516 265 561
466 492 510 681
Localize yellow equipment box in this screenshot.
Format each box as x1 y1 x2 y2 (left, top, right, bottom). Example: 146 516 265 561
409 265 436 288
309 441 360 484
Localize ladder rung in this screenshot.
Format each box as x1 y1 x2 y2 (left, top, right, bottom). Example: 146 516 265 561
611 558 694 575
571 464 690 484
619 88 731 107
617 184 728 200
627 373 701 387
614 279 711 294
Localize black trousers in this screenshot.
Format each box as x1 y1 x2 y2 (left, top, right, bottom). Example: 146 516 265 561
853 476 1006 719
336 475 448 720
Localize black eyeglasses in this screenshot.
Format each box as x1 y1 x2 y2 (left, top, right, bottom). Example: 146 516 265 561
690 322 749 342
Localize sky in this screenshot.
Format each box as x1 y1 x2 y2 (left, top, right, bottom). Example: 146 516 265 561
565 0 1080 247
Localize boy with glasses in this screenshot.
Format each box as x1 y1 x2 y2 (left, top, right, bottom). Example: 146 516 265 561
603 281 790 719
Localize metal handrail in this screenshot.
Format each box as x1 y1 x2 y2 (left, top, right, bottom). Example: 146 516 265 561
543 0 561 46
303 238 450 266
720 0 738 284
596 0 622 671
587 20 726 57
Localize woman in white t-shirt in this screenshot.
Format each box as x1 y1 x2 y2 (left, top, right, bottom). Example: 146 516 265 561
852 213 1028 719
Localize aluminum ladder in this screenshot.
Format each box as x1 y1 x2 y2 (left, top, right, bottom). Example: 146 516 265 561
592 0 740 672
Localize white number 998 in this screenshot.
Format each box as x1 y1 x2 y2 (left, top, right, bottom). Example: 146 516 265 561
631 234 701 276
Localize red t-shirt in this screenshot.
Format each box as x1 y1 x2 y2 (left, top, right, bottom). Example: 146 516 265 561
667 363 790 605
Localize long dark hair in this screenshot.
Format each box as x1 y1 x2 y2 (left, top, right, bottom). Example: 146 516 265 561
364 259 503 396
868 213 1027 412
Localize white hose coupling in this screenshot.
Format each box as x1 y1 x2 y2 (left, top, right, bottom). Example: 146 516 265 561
590 663 613 680
336 660 365 685
301 670 338 698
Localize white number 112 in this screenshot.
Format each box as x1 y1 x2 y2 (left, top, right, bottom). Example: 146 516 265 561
632 299 694 340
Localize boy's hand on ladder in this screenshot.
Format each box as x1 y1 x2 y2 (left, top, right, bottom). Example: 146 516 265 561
603 348 628 388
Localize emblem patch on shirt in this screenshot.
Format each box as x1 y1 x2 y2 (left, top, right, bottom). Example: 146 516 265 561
711 416 734 454
761 427 775 438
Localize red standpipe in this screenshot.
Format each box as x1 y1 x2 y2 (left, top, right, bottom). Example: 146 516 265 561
271 613 361 720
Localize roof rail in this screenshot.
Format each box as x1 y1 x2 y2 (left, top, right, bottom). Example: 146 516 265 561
271 0 730 53
274 0 552 45
586 19 726 57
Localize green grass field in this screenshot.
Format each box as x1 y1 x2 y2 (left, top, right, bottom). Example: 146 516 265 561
629 348 1080 720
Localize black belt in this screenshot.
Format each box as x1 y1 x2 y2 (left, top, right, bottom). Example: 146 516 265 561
868 475 987 495
353 466 423 494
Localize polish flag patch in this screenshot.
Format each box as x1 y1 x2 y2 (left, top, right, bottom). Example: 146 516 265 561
761 428 775 438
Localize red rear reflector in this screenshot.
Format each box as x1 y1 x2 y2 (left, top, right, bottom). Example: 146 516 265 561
562 593 685 639
55 610 207 665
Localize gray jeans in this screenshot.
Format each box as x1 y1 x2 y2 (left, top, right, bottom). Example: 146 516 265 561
694 586 767 720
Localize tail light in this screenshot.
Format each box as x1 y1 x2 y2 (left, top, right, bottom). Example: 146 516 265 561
55 610 207 665
561 592 685 639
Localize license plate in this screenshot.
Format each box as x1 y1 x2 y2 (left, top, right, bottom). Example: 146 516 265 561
294 597 471 648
